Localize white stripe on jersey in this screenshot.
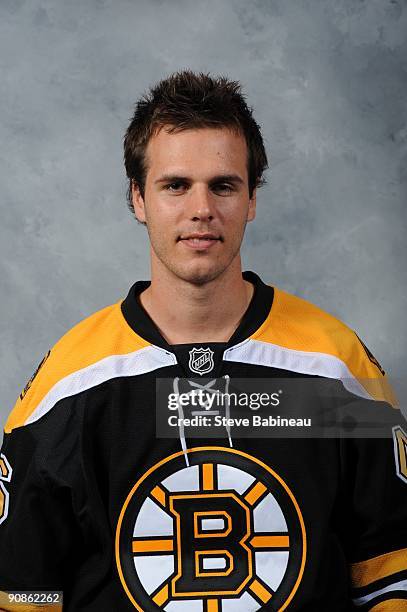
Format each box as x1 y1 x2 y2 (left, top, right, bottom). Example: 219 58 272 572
352 578 407 606
224 338 373 401
24 345 177 426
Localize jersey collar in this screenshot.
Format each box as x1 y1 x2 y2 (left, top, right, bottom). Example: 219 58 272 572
120 270 274 350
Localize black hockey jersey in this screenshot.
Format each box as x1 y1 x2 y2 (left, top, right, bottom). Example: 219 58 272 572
0 271 406 611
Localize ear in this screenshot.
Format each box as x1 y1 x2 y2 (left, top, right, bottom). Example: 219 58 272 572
247 187 257 222
131 181 147 223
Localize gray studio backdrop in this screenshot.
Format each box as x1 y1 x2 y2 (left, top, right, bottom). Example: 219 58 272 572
1 0 406 430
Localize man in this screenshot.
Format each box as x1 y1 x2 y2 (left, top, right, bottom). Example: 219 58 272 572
0 70 406 611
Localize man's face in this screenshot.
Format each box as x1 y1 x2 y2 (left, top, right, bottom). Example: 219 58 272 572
132 126 256 285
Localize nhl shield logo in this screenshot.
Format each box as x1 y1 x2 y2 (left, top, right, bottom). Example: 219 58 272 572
188 347 214 375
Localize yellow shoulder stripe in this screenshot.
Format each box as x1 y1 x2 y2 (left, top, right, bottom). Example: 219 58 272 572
351 547 407 588
370 601 407 611
252 286 397 406
5 301 150 433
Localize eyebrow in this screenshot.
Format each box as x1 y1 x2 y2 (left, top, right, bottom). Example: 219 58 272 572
154 174 245 185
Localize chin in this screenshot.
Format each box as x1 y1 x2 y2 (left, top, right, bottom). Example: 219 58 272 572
174 262 225 286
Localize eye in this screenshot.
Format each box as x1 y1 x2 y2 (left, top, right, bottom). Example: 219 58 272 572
213 183 234 194
164 181 187 192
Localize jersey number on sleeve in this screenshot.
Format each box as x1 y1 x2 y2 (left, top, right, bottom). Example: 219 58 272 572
0 453 12 525
392 426 407 485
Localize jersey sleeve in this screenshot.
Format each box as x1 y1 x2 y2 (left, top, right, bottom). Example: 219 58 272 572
0 421 82 598
337 336 407 610
0 348 84 604
341 426 407 610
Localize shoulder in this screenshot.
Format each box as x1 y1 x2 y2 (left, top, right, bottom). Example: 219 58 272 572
5 299 151 434
261 286 365 368
250 285 396 406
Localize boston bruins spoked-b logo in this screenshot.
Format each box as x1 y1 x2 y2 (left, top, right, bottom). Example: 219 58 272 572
116 448 306 611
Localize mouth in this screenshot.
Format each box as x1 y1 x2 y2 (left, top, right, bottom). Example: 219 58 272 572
178 233 222 250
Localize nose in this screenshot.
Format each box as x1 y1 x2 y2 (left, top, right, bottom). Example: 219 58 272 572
187 184 216 222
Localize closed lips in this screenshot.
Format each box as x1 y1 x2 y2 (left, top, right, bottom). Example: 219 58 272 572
179 234 221 241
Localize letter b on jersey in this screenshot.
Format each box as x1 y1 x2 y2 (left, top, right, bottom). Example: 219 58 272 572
170 492 252 596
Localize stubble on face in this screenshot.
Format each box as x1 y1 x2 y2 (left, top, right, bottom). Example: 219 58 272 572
143 205 248 286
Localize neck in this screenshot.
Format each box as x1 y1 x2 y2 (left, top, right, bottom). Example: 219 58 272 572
139 258 254 344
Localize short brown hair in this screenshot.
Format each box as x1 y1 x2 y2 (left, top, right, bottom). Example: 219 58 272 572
123 69 268 216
